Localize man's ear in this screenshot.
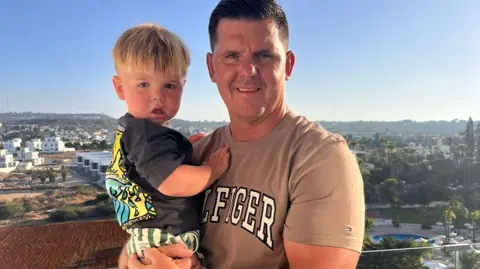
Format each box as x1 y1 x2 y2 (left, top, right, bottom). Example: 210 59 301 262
285 51 295 81
206 52 216 83
112 76 125 100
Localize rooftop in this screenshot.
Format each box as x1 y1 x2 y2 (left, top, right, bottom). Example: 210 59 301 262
0 220 128 269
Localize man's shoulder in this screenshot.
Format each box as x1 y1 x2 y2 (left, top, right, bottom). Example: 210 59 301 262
286 112 347 152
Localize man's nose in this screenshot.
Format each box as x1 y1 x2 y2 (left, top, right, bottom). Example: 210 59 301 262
238 59 257 78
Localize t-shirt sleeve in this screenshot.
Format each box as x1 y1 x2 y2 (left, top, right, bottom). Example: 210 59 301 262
124 121 187 189
283 134 365 253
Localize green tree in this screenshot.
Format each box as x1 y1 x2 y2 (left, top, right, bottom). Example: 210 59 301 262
99 140 108 150
459 251 480 269
45 168 56 183
60 165 69 182
469 210 480 242
465 117 475 158
476 122 480 163
37 171 47 184
441 199 466 244
358 237 430 269
381 178 402 227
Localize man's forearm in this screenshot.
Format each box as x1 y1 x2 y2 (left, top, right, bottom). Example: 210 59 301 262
158 165 215 197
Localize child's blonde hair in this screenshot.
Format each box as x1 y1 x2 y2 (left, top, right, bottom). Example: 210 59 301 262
113 23 190 75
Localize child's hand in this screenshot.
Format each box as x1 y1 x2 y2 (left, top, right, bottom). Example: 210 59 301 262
208 146 230 180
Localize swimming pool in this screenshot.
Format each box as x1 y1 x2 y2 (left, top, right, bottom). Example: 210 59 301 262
371 234 433 243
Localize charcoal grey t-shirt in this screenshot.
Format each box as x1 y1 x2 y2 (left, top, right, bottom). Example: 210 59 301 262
105 113 202 235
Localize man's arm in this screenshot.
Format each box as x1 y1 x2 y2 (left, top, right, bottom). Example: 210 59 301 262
118 241 200 269
284 241 360 269
284 134 365 269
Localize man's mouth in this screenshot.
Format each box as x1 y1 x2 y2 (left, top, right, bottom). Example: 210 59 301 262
236 88 261 93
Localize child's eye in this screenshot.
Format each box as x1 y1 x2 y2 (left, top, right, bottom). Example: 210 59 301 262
137 82 149 88
165 84 175 89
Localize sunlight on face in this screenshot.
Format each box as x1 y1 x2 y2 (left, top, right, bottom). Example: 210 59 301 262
207 19 294 124
113 68 186 124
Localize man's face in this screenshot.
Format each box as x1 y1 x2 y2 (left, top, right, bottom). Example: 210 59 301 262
207 19 295 123
113 68 185 125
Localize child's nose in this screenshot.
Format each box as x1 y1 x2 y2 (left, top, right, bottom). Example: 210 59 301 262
151 92 165 102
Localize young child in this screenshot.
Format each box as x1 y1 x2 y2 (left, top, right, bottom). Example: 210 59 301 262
105 23 230 263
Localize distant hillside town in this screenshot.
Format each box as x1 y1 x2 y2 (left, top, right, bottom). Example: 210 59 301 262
0 112 477 176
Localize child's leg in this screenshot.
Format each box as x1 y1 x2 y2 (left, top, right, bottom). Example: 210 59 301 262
127 228 207 268
173 230 207 269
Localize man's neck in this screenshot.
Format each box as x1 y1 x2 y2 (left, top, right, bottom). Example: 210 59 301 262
229 104 288 142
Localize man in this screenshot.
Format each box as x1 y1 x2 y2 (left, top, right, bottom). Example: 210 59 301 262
121 0 365 268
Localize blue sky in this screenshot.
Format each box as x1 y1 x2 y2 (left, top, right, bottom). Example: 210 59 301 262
0 0 479 121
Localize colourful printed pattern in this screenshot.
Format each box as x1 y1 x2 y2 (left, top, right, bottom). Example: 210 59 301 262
105 127 157 229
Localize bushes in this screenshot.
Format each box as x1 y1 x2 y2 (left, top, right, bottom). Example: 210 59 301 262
421 223 432 229
365 217 375 231
48 207 79 222
74 185 97 195
0 202 27 220
92 203 115 218
96 193 110 201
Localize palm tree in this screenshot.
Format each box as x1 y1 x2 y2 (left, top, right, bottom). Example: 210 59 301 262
382 178 402 227
60 165 69 182
460 251 480 269
348 140 358 151
45 168 56 183
469 210 480 242
442 200 465 244
37 171 47 184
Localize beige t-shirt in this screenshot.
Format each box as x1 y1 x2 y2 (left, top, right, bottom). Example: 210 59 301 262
193 111 365 269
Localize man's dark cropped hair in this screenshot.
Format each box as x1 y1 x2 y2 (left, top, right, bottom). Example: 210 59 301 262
208 0 289 51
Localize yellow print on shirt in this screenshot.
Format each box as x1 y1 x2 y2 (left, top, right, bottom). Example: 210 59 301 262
105 128 156 229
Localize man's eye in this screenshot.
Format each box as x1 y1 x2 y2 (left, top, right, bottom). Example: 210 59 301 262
137 82 149 88
226 53 239 59
259 53 271 58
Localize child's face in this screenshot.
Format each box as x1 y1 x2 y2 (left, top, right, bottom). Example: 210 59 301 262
113 68 186 125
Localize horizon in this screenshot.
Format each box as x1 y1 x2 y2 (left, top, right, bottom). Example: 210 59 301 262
0 111 477 123
1 1 479 121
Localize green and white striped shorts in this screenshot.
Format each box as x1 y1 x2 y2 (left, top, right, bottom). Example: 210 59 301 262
126 228 200 259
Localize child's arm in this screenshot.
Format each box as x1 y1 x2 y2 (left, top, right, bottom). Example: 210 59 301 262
158 146 230 197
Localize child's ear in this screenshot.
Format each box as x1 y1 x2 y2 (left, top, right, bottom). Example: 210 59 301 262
112 76 125 100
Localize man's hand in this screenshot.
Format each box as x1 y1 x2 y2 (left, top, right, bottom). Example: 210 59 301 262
118 243 201 269
127 248 180 269
155 244 201 269
118 242 129 269
188 133 206 144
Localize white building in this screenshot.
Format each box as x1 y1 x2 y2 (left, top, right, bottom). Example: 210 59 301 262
404 142 431 157
75 151 112 188
432 141 451 157
26 138 42 151
17 147 45 166
4 138 22 153
42 136 65 152
0 150 15 168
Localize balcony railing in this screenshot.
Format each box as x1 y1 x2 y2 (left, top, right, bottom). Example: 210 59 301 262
358 243 478 269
